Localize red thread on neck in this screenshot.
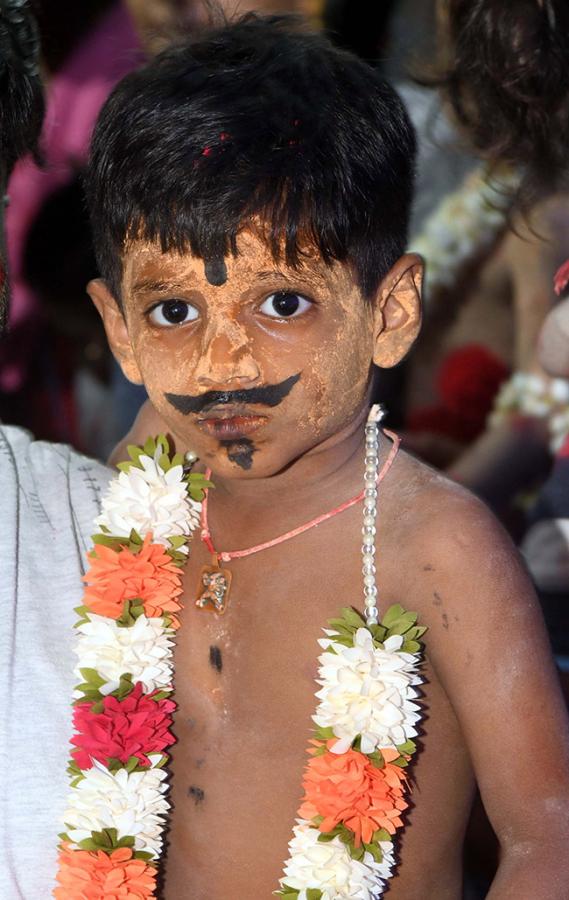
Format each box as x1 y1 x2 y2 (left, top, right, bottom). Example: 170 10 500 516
200 430 400 563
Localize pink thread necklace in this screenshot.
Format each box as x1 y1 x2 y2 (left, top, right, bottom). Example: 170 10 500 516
195 426 400 614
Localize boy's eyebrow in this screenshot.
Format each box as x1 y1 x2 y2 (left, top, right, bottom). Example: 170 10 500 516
131 278 188 296
256 268 326 286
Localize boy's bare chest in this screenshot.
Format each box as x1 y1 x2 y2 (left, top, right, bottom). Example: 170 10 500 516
161 508 470 897
164 518 367 895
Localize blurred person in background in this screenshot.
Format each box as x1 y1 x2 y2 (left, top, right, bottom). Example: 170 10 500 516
126 0 319 54
0 0 141 454
405 0 569 522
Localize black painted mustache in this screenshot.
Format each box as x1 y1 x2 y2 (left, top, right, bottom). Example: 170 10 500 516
165 372 301 415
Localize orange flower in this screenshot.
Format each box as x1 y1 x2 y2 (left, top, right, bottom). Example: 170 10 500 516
82 534 182 624
299 740 409 847
55 845 157 899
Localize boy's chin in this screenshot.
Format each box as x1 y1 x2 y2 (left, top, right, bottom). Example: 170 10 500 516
205 445 294 479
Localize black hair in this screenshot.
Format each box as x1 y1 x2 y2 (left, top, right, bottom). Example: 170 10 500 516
0 0 44 333
86 13 415 302
0 0 44 174
436 0 569 202
322 0 399 65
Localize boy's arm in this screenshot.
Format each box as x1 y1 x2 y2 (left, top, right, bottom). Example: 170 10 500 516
412 491 569 898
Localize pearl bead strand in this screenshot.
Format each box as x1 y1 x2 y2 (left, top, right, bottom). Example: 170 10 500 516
362 405 384 626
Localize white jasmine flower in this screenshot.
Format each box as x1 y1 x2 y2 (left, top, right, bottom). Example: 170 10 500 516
314 627 422 754
64 760 169 857
280 820 391 899
73 613 174 695
95 452 200 550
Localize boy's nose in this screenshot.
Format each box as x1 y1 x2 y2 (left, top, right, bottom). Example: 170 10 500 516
194 331 261 387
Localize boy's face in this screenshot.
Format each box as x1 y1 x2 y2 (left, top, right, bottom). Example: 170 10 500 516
91 230 421 477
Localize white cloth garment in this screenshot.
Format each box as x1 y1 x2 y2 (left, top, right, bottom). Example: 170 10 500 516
0 426 111 899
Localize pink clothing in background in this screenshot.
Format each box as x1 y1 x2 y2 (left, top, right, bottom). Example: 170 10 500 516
2 2 141 392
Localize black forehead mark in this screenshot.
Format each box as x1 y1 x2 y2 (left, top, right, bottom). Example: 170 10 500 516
221 438 257 470
209 645 223 673
165 372 301 415
204 256 228 287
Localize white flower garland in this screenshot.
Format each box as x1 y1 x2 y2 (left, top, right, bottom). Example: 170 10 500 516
282 821 395 900
488 371 569 453
314 628 422 755
409 165 520 305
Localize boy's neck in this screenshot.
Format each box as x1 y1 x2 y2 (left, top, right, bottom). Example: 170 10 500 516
207 404 383 509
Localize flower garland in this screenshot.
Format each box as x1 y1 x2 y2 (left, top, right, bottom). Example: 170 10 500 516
409 164 520 306
55 436 208 898
55 434 426 899
488 371 569 453
278 607 425 900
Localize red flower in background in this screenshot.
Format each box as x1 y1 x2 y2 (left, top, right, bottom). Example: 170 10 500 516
554 259 569 297
71 683 175 770
407 344 510 443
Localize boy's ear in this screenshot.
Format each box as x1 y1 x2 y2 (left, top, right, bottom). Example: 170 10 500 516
87 278 144 385
372 253 423 368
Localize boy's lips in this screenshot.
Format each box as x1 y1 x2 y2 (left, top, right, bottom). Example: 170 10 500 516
196 412 268 439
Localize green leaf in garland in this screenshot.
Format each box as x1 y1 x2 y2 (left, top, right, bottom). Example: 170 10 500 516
150 689 172 701
143 437 156 457
158 453 171 473
116 598 145 628
73 604 91 627
78 668 105 688
367 749 385 769
362 841 383 863
369 623 388 644
373 828 393 843
397 740 416 756
381 604 406 629
313 725 335 742
348 843 365 861
157 434 170 455
330 635 355 649
133 850 156 862
340 606 366 629
306 890 323 900
125 756 140 774
186 471 214 502
77 828 136 855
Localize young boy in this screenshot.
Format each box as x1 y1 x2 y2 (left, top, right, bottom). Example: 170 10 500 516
4 13 569 900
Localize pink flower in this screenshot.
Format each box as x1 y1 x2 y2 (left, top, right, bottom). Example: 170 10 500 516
554 259 569 296
71 683 175 770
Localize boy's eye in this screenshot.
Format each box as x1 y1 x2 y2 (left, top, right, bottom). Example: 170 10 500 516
259 291 312 319
148 300 199 326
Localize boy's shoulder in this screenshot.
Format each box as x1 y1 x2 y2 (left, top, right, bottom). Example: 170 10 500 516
386 448 528 623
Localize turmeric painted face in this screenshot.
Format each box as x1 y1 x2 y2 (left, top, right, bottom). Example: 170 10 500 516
115 231 377 477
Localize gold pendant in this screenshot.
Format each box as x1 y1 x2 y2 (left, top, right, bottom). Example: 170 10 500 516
196 555 232 615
